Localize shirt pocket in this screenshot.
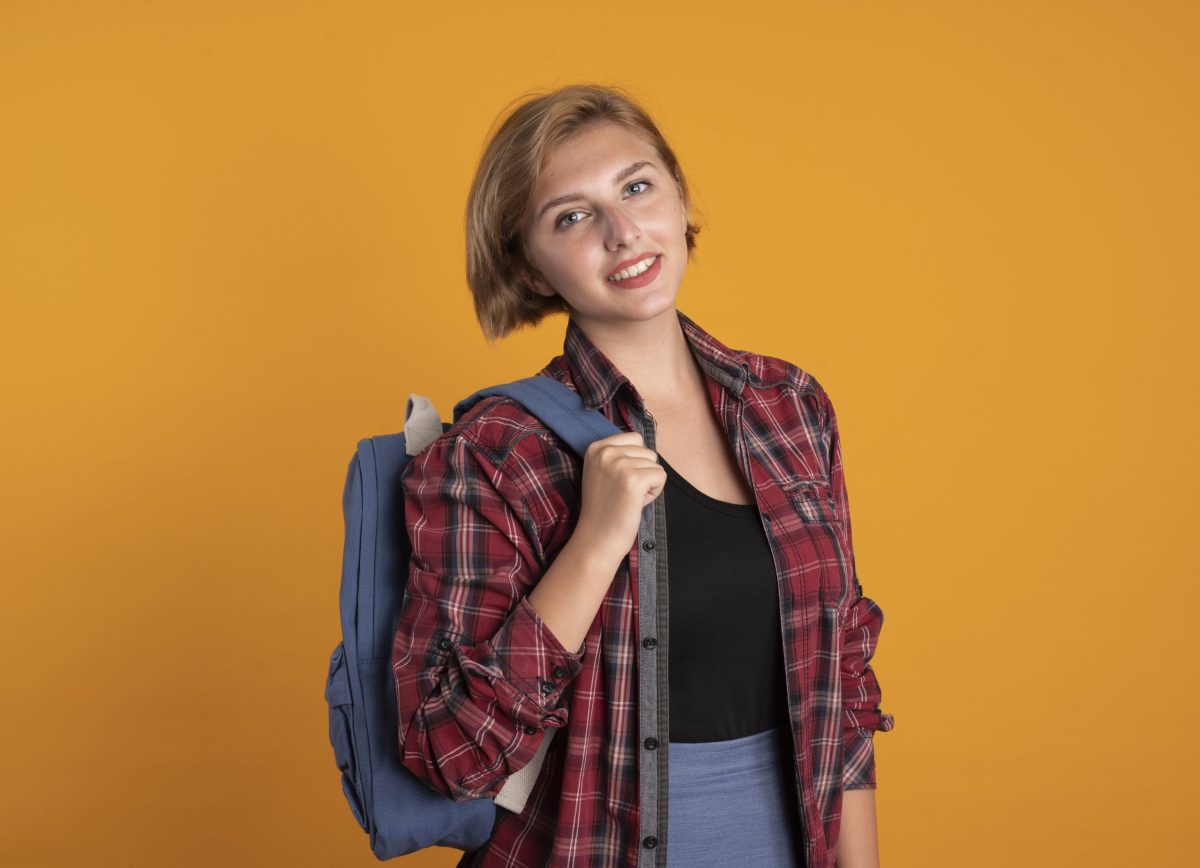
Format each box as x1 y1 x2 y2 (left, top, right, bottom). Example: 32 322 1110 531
787 478 841 525
783 478 852 607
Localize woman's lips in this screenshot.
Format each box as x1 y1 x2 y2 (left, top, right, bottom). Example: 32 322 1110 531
606 254 661 289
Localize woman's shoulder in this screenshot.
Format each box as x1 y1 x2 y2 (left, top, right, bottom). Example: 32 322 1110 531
734 345 826 399
416 371 579 475
401 376 583 532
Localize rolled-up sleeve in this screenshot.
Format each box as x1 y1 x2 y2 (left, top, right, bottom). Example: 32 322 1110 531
823 388 895 790
390 428 585 802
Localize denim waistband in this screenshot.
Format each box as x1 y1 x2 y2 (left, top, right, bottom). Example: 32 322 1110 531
667 725 791 783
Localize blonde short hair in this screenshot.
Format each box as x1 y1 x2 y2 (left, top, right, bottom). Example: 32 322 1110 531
466 83 701 341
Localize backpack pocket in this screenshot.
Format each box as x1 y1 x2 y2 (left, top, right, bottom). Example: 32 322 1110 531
325 641 367 830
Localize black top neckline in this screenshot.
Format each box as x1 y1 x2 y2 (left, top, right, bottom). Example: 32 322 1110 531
658 455 759 516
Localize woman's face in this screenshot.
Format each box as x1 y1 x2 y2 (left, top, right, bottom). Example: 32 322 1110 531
519 121 690 330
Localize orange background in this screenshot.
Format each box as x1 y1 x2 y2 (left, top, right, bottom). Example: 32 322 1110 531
2 1 1196 865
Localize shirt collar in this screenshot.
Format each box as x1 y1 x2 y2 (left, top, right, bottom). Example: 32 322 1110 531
560 307 754 411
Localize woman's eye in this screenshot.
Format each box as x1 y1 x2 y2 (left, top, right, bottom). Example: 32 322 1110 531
555 181 652 229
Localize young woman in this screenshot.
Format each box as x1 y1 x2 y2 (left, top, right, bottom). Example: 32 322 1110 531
390 84 894 868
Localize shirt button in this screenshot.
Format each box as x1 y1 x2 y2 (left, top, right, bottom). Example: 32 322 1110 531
540 681 554 695
552 665 568 678
643 835 658 849
644 737 658 750
642 636 657 649
437 637 452 651
763 513 773 522
524 725 537 735
642 540 655 551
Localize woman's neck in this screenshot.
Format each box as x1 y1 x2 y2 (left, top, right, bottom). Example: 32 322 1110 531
570 307 707 415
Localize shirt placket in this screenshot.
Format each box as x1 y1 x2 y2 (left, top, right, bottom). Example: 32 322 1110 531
730 397 816 865
628 404 670 868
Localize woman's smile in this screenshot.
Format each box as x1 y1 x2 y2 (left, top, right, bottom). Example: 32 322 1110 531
606 254 662 288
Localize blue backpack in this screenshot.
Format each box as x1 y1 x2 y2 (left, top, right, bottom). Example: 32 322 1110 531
325 376 620 859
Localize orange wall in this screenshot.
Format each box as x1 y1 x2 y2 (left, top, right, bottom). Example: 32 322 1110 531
1 1 1196 865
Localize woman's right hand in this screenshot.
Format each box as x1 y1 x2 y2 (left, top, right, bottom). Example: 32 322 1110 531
573 431 667 567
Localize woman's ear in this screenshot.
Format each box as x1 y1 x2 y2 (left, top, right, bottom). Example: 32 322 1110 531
512 229 557 298
515 257 555 299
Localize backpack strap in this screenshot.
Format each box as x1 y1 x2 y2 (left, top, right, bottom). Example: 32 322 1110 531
451 375 621 456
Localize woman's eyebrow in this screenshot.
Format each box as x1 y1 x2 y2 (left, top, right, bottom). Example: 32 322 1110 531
536 160 657 222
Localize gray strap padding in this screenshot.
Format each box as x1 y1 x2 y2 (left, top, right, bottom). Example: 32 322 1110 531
494 729 555 814
404 394 444 456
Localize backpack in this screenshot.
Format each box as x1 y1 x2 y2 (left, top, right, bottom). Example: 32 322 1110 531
325 375 620 859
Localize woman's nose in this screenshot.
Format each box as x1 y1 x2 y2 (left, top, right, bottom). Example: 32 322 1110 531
603 206 641 250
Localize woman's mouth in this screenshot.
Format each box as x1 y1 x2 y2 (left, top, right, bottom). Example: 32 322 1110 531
606 255 661 289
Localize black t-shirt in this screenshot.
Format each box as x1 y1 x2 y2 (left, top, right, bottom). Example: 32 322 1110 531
659 455 791 742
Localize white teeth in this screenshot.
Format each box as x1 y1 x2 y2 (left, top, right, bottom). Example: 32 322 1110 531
608 255 657 282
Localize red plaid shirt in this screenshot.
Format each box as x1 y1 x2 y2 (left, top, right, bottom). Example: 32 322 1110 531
391 308 894 868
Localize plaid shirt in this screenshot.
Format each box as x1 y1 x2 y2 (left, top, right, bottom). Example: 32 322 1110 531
391 308 894 868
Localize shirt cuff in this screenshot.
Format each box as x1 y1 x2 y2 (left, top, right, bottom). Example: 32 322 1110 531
461 595 586 728
842 728 880 790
